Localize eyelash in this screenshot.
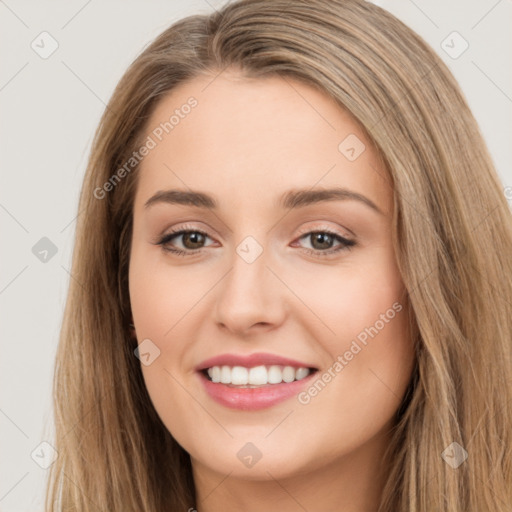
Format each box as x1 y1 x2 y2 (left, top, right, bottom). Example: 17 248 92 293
155 224 356 258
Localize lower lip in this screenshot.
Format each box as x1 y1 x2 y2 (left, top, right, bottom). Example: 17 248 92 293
198 371 316 410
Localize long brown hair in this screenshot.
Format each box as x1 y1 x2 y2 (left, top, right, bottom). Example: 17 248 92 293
45 0 512 510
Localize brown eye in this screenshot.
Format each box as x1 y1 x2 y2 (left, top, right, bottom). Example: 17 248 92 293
309 232 335 250
156 229 214 255
295 230 356 257
180 231 206 249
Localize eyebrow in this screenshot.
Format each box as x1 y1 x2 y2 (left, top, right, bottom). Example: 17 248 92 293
144 187 383 215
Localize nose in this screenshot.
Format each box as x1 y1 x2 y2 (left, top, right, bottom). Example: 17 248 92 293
213 242 287 336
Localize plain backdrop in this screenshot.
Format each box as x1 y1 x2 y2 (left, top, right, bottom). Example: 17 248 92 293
1 0 511 510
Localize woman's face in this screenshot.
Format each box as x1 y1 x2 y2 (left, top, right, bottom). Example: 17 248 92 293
129 71 415 482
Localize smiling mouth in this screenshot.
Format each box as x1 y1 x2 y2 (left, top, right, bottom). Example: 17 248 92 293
201 364 318 388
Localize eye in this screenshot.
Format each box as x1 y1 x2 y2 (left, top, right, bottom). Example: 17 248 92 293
154 226 356 258
293 230 356 257
156 228 215 256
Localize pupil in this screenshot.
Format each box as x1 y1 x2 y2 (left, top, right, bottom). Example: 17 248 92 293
181 232 334 251
312 232 332 250
184 232 204 249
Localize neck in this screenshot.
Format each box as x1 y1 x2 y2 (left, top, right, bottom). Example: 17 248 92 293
191 427 393 512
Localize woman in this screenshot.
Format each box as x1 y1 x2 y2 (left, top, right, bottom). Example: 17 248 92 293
45 0 512 510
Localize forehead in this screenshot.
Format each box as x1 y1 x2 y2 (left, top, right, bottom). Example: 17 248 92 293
134 72 391 216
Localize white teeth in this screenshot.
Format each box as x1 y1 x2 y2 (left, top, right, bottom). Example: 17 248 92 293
210 366 221 383
248 365 267 385
206 365 312 386
282 366 295 383
231 366 249 385
295 367 310 380
220 365 231 384
268 365 283 384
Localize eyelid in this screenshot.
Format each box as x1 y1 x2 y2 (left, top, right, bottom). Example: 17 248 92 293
154 219 358 258
294 222 354 241
156 221 354 243
153 222 215 243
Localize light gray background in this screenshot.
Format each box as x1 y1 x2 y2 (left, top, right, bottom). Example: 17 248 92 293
1 0 511 510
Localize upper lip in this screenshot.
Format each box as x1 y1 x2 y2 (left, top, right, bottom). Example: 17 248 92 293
196 352 318 371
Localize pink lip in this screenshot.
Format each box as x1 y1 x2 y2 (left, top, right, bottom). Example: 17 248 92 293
198 371 317 411
196 352 316 371
195 352 318 411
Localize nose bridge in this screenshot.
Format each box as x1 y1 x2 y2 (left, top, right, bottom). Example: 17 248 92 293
214 234 285 332
225 234 272 304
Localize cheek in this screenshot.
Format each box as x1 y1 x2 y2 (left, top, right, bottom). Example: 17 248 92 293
129 250 205 443
128 247 194 397
298 246 413 422
296 245 406 353
129 246 209 339
295 299 413 462
127 234 415 473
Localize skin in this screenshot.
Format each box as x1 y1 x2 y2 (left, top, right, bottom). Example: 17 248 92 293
128 70 415 512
